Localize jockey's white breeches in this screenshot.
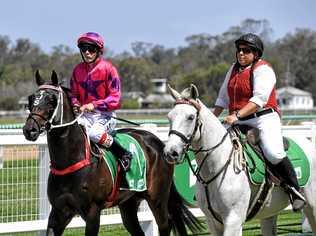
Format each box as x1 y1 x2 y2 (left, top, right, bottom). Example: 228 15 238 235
236 111 286 165
77 110 117 144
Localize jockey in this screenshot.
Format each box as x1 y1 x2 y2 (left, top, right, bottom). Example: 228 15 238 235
213 33 306 211
70 32 132 171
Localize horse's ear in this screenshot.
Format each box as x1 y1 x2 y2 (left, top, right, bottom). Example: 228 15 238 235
190 84 199 100
35 70 44 86
180 87 191 99
168 84 181 100
51 70 59 86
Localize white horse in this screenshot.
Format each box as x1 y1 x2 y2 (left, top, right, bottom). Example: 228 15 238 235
164 84 316 236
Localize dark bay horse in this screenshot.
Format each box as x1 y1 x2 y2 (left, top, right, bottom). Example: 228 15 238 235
23 71 203 236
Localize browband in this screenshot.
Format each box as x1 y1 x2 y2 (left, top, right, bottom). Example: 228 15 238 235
175 99 201 111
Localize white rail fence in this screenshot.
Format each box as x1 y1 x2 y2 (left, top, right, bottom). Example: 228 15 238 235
0 124 315 235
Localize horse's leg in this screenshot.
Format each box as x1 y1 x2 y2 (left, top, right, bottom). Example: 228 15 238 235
46 207 74 236
301 184 316 233
84 203 102 236
196 184 224 236
222 216 243 236
146 198 170 236
303 203 316 232
260 215 277 236
118 197 145 236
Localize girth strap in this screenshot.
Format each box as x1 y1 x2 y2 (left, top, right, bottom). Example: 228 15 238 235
246 179 274 220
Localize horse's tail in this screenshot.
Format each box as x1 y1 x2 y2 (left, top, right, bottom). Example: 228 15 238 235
168 181 204 235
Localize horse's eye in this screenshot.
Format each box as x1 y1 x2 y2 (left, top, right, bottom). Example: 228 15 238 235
188 114 195 121
45 95 57 108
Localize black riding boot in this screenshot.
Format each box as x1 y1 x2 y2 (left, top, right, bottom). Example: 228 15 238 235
108 139 133 171
274 157 306 211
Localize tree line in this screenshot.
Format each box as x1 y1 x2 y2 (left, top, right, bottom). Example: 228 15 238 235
0 19 315 110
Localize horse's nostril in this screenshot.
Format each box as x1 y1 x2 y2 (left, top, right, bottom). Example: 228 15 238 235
171 150 178 157
30 127 38 133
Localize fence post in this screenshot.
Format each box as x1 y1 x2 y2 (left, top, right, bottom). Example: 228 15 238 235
141 220 158 236
38 144 50 236
0 146 3 169
139 201 159 236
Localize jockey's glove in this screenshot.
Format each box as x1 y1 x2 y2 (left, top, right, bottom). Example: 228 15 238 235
72 105 80 116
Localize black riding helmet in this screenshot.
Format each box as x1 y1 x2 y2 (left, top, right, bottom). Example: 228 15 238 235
235 33 264 57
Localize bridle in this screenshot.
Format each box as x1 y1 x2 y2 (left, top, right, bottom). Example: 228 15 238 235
27 84 82 133
168 99 202 160
168 98 234 224
26 84 92 176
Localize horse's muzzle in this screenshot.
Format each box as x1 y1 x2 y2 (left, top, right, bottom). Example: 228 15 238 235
23 125 40 141
164 148 183 164
164 153 177 164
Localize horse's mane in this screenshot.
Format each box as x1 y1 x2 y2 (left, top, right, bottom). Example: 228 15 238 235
60 85 71 96
197 99 212 115
60 86 73 106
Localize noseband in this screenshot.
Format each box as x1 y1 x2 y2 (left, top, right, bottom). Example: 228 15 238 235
168 99 201 152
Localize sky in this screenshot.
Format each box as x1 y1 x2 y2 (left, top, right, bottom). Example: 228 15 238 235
1 0 315 55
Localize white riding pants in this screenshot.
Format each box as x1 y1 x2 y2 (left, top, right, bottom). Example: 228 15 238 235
236 111 286 165
77 110 117 144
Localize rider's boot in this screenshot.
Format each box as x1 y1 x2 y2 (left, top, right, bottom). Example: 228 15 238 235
108 139 133 171
274 156 306 211
100 133 132 171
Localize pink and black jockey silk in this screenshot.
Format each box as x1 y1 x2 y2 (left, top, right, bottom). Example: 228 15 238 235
70 58 121 111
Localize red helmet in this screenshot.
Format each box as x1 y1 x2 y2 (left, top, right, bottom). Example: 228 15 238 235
77 32 104 53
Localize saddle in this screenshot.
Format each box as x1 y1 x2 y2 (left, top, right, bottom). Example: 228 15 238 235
234 125 288 185
233 125 309 185
231 124 310 220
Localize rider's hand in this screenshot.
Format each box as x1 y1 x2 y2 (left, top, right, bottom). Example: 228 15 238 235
224 114 238 125
72 104 80 115
80 103 95 112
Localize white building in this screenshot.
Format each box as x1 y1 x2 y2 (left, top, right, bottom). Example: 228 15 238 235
151 78 168 94
141 78 174 108
277 86 314 110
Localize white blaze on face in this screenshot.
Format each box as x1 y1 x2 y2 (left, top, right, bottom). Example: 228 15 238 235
33 90 45 106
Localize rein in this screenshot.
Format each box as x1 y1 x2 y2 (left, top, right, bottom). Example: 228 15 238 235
104 115 140 126
187 131 231 185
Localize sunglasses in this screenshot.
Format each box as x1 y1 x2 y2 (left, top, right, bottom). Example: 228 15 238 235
79 44 98 53
236 47 253 54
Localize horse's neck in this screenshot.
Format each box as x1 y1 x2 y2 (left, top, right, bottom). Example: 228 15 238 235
47 102 86 168
194 106 233 174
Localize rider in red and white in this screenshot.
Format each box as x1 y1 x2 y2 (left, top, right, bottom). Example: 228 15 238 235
213 33 306 211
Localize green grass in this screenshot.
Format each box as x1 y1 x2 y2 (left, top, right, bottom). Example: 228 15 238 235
0 159 39 222
0 211 303 235
0 160 311 235
243 210 302 235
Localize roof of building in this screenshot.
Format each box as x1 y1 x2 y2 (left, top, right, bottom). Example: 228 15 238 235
277 86 312 97
141 93 174 104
